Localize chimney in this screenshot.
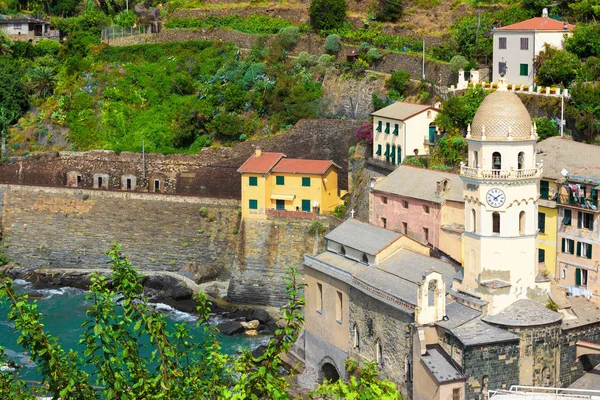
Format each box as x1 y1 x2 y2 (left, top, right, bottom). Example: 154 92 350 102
564 22 568 30
255 146 262 157
542 8 548 18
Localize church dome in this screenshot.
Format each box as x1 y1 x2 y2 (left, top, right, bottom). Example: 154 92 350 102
470 90 533 140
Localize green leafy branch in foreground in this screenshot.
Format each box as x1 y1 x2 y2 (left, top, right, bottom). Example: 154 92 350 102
0 243 400 399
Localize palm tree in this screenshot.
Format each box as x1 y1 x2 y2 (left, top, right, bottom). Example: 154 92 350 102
25 66 57 98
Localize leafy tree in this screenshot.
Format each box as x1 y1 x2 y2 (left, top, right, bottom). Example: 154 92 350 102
565 23 600 58
372 92 386 111
114 10 137 27
566 82 600 143
354 122 373 143
387 70 410 96
278 26 300 50
25 66 57 98
569 0 600 20
430 133 467 168
535 46 580 87
210 112 245 139
312 359 402 399
0 60 28 124
324 34 343 54
0 244 400 398
534 117 559 141
369 0 402 22
579 56 600 82
449 55 469 73
434 87 488 134
309 0 347 31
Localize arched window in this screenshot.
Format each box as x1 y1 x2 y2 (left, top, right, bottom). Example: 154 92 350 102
518 151 525 170
376 340 383 365
428 280 437 307
353 324 360 349
492 152 502 170
362 253 369 264
492 212 500 234
519 211 526 235
471 209 477 233
340 246 346 255
473 151 479 168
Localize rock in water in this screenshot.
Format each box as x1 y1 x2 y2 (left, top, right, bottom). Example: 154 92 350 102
168 284 193 301
217 321 245 335
242 319 260 330
252 345 267 358
250 308 270 324
245 330 258 337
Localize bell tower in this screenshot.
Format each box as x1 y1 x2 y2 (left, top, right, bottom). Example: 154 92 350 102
455 79 549 314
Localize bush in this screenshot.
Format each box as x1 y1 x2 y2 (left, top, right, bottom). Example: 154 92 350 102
352 59 369 74
535 46 580 87
370 0 403 22
239 133 248 141
566 24 600 59
449 55 469 73
332 203 347 218
387 70 410 95
403 156 429 168
114 10 137 27
359 41 371 53
296 51 318 68
318 54 335 66
348 145 356 156
307 220 327 235
534 117 559 141
324 34 343 54
366 47 382 62
34 39 61 57
372 92 386 111
199 207 208 217
278 26 300 50
354 123 373 143
580 57 600 82
309 0 347 31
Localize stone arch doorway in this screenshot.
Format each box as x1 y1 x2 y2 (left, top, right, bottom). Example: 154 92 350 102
320 362 341 383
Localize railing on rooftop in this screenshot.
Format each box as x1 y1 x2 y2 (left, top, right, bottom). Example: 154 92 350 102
460 165 541 180
489 385 600 399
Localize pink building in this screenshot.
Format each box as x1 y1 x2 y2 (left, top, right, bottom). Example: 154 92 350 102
370 165 464 262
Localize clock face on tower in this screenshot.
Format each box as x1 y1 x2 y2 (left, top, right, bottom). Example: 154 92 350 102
486 188 506 208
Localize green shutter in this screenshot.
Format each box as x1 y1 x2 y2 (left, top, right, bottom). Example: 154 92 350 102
249 199 258 210
578 212 583 228
302 177 311 187
397 146 402 164
376 145 382 156
577 241 582 257
540 181 549 200
302 199 311 212
385 122 390 134
393 124 399 135
249 176 258 186
390 146 396 164
576 268 582 286
377 121 382 132
276 176 285 185
563 210 572 225
588 244 593 259
384 144 390 157
570 240 575 255
562 238 566 252
520 63 528 76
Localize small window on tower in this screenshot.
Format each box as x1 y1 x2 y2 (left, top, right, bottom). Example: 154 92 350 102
492 212 500 234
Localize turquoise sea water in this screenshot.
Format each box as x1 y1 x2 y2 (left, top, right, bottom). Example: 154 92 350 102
0 280 269 381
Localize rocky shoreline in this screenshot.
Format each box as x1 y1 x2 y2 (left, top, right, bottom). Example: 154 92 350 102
0 266 281 341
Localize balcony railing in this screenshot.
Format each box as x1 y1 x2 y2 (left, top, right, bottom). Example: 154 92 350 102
460 165 542 180
557 194 599 211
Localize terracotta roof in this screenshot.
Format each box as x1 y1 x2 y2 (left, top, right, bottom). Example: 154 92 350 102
271 158 335 175
237 152 285 174
371 102 438 121
497 17 575 31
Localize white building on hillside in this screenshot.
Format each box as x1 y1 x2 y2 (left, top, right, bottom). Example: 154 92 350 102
492 9 575 86
371 102 438 167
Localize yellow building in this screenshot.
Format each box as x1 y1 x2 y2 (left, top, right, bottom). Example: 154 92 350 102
238 148 345 219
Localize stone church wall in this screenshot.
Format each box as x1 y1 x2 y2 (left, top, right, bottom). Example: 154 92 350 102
348 287 414 397
559 322 600 387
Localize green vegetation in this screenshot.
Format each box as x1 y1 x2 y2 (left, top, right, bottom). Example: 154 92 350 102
387 70 410 97
309 0 347 31
534 117 559 141
0 244 398 398
165 14 306 34
308 220 327 235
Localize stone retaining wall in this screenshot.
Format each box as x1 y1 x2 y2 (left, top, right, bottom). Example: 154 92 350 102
0 185 240 275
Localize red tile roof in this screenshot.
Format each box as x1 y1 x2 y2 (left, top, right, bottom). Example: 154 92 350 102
237 152 285 174
272 158 336 175
498 17 575 31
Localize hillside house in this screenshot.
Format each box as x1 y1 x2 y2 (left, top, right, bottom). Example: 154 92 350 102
238 148 345 219
371 102 439 167
537 137 600 304
0 15 51 42
370 165 464 262
492 9 575 86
